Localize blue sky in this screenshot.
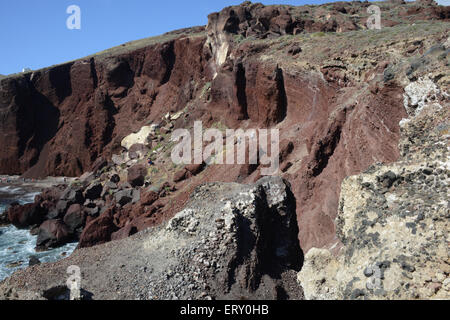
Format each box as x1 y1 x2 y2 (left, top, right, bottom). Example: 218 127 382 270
0 0 448 75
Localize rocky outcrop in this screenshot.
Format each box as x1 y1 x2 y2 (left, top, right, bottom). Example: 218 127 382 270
297 91 449 299
205 1 361 75
0 177 303 300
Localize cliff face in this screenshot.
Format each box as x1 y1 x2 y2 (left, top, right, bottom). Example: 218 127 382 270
0 0 449 254
298 96 449 300
0 29 207 178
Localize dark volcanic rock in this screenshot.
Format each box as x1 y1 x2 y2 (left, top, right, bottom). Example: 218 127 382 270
379 171 397 188
110 174 120 184
127 164 147 187
114 189 134 206
185 163 205 175
50 200 70 219
84 183 103 200
7 203 46 229
36 220 71 250
60 187 84 204
63 204 86 234
78 208 118 249
0 211 9 226
28 256 41 266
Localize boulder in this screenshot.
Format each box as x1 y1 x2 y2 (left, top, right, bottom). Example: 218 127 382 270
0 211 9 226
119 182 132 189
114 189 134 206
60 187 84 204
7 203 46 229
84 183 103 200
78 209 118 248
28 256 41 266
46 199 69 219
128 143 149 160
378 171 397 189
101 181 118 199
110 174 120 184
63 204 86 234
112 154 127 166
36 220 71 250
127 164 147 187
105 181 118 190
84 206 99 217
131 189 141 204
94 199 105 208
30 226 39 236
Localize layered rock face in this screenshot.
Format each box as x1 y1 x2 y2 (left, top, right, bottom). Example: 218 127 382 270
0 177 303 300
298 84 449 299
0 0 449 259
0 28 207 178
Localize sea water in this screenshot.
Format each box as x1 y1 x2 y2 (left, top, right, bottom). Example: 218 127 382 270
0 185 77 281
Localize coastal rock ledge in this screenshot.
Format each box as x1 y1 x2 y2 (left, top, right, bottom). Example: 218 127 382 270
0 176 303 300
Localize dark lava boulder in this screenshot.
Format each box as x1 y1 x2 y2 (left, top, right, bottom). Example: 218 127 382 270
46 199 70 219
173 168 191 183
7 203 46 229
28 256 41 266
0 211 9 226
60 187 84 204
84 183 103 200
63 204 86 234
36 220 72 250
78 208 118 249
114 189 134 206
110 174 120 184
127 164 147 187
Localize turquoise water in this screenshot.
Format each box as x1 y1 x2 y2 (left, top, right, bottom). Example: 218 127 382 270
0 186 77 281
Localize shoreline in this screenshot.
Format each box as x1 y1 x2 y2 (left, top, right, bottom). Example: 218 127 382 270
0 180 79 282
0 176 76 195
